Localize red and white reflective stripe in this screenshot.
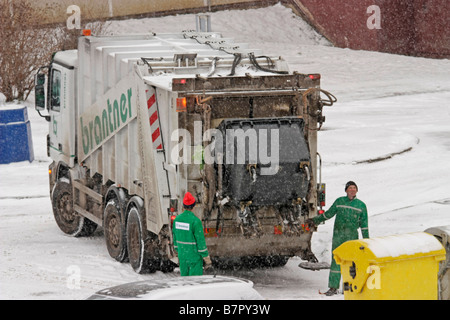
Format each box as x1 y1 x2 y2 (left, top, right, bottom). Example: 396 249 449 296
146 89 162 150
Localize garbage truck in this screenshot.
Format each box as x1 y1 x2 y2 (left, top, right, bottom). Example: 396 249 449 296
35 32 336 273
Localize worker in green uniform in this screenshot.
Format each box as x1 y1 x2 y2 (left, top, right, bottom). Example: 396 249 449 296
310 181 369 296
173 192 212 276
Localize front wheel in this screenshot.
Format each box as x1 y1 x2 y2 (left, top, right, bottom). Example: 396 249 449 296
51 179 97 237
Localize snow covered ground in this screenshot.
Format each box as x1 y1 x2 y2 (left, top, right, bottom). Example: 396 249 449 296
1 3 450 300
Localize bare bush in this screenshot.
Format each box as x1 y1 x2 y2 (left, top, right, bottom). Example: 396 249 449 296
0 0 109 103
0 0 58 102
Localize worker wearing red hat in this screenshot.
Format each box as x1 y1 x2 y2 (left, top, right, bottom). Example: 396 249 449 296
172 192 212 276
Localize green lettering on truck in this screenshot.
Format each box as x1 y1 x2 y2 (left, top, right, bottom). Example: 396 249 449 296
94 116 102 145
80 116 89 155
80 88 133 157
128 88 132 118
120 93 127 123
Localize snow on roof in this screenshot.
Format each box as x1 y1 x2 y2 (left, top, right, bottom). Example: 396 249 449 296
54 50 78 67
142 64 281 91
362 232 445 259
0 104 26 111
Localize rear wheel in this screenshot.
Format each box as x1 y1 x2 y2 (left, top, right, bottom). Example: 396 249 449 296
126 206 158 274
213 255 290 270
51 179 97 237
264 255 290 267
160 258 176 273
104 200 128 262
242 255 289 268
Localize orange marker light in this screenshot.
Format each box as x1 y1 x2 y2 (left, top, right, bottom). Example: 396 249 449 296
176 97 187 112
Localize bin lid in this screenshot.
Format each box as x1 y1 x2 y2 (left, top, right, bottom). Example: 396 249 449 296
334 232 446 263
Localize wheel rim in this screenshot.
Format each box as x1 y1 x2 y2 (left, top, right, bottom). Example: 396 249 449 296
105 204 121 249
58 193 76 223
107 216 120 247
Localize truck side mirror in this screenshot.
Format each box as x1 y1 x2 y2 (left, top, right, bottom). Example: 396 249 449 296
35 73 46 111
35 70 50 121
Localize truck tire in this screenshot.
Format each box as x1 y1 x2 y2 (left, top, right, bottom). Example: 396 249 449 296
160 258 176 273
241 255 290 269
264 255 290 268
51 179 97 237
104 200 128 262
126 206 158 274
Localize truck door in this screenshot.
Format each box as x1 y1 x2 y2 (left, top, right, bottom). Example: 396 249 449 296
48 64 76 166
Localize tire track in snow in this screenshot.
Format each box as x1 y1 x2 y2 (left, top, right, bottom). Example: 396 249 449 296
0 195 48 200
371 197 450 218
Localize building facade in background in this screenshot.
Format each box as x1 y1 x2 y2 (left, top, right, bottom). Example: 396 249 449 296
36 0 449 58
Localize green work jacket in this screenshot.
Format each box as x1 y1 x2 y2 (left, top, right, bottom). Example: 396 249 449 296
173 210 209 261
313 196 369 250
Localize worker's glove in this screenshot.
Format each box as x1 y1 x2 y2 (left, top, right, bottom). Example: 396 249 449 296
305 219 316 228
203 256 213 270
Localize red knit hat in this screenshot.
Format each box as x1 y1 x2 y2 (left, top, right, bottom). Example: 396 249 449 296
183 192 196 206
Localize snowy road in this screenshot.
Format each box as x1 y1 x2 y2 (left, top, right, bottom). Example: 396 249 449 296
1 4 450 299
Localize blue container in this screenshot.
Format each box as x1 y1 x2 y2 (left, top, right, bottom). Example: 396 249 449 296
0 106 35 164
0 106 28 123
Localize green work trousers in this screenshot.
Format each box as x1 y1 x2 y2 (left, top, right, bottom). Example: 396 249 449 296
179 257 203 276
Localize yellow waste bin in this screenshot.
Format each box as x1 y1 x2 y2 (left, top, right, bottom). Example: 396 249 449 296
424 226 450 300
333 232 446 300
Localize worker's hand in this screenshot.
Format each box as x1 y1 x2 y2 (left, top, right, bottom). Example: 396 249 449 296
305 219 316 228
203 256 213 270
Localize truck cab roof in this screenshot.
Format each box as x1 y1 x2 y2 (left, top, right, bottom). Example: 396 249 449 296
53 50 78 69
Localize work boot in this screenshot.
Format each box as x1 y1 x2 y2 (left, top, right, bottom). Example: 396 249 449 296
325 288 338 296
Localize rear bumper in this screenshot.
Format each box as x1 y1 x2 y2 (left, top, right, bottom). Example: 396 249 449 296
206 232 312 257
